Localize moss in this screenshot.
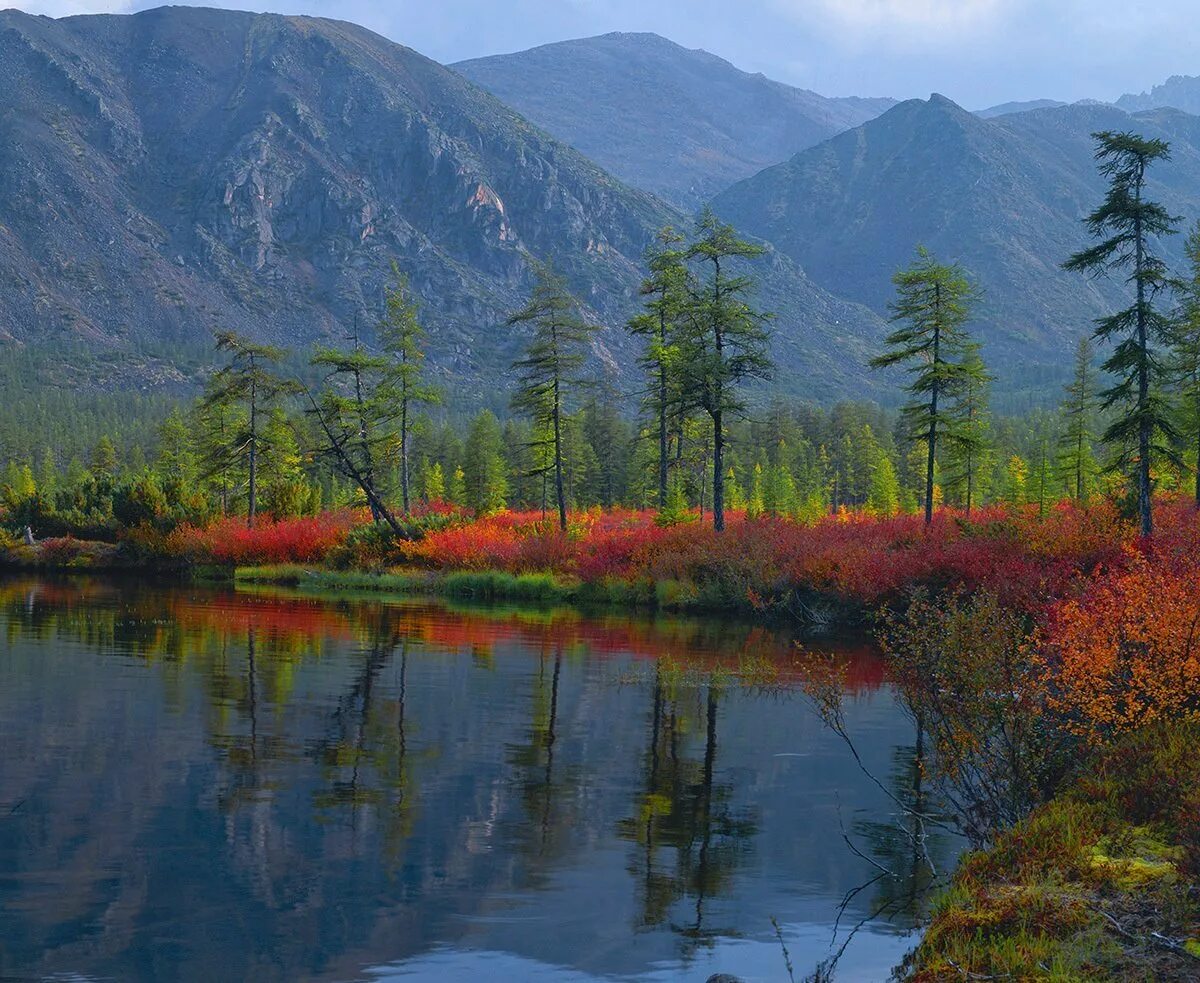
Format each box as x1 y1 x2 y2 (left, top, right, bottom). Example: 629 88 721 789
903 722 1200 981
1089 827 1183 890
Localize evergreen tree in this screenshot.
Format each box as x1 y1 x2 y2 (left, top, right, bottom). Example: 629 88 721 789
463 410 509 516
745 461 765 520
1002 455 1029 506
202 332 297 527
1057 336 1100 501
420 461 446 504
379 264 440 514
871 248 980 525
1065 131 1180 536
943 346 992 513
628 227 687 508
310 325 393 522
581 391 632 508
194 397 247 517
258 408 306 519
867 449 901 517
678 208 774 532
508 263 598 532
1174 220 1200 507
91 435 118 483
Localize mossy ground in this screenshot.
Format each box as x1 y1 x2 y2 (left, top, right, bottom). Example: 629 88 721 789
901 722 1200 981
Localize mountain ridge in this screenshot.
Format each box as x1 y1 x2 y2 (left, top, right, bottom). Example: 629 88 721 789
711 94 1200 390
0 6 885 399
454 32 896 207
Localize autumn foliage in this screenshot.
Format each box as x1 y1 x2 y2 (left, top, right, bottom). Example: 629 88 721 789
1038 548 1200 741
162 511 359 566
394 501 1133 611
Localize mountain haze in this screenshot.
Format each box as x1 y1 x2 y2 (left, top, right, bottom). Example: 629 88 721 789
455 33 895 208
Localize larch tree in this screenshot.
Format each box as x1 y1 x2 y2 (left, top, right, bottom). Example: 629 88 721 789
1057 336 1100 502
463 410 509 516
628 227 687 508
508 262 598 532
679 208 774 532
379 265 440 514
1064 131 1180 537
310 326 392 523
871 248 980 525
943 345 992 514
1174 220 1200 507
201 331 297 528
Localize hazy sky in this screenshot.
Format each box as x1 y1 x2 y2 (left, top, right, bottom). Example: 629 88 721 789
11 0 1194 108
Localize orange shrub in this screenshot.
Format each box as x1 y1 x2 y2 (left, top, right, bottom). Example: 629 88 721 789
1038 548 1200 741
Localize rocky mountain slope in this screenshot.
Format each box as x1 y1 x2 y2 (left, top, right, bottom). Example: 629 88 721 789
712 94 1200 389
455 33 895 208
0 7 885 399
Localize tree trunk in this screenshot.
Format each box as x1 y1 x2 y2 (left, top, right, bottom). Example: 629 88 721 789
658 363 669 509
400 393 411 515
712 409 724 532
247 375 257 529
552 374 567 533
1134 184 1153 537
1194 402 1200 508
924 286 943 526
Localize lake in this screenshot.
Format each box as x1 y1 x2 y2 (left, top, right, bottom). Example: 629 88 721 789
0 578 956 982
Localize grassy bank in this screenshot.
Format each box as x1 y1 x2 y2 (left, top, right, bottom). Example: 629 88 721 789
901 722 1200 981
231 563 785 613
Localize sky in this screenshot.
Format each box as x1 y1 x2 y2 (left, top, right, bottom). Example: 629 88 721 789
10 0 1195 108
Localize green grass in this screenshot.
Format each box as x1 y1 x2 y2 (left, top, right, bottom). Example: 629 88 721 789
234 565 433 595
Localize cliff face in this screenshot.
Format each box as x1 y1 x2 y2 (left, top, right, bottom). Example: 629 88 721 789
0 7 682 392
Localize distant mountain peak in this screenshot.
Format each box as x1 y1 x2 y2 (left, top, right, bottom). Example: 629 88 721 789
1117 74 1200 115
454 34 896 207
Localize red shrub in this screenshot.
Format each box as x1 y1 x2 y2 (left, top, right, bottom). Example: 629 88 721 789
166 512 360 566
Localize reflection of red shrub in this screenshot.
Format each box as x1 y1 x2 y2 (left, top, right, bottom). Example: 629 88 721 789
166 512 359 566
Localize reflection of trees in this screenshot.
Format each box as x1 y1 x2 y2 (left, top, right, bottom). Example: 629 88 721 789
308 611 421 860
851 722 951 924
618 676 758 956
810 718 960 980
507 641 567 855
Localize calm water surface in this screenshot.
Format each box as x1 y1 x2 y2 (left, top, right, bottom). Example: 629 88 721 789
0 578 957 982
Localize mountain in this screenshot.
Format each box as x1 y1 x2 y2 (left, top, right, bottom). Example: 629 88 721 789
454 33 895 208
976 99 1065 119
0 6 883 398
711 94 1200 391
1118 75 1200 115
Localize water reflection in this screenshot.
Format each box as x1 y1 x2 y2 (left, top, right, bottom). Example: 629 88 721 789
0 577 955 982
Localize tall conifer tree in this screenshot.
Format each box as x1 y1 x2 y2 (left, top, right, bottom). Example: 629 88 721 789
871 248 980 525
679 208 774 532
508 263 598 532
1065 131 1179 536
